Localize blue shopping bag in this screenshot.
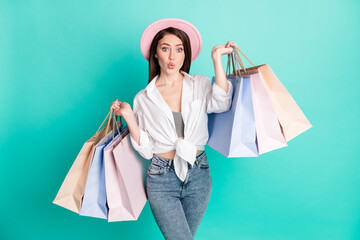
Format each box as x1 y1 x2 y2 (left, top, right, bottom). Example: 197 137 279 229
207 75 258 157
79 116 123 219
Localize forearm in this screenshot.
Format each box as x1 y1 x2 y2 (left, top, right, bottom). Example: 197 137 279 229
212 54 229 93
122 111 140 146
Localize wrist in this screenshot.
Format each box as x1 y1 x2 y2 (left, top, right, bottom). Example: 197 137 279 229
121 109 134 120
211 52 222 62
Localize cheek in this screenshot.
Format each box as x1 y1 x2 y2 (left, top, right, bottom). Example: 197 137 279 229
157 52 167 62
178 53 185 62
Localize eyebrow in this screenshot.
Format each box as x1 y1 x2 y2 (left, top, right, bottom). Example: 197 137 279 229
160 43 183 46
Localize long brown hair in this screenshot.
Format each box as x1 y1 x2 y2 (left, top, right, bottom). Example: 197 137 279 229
148 27 192 83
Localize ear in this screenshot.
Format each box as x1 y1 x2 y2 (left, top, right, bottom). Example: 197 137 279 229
154 53 158 59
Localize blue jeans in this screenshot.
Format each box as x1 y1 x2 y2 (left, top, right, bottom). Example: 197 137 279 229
146 150 212 240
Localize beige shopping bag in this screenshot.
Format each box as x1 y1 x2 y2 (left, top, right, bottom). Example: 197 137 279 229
53 110 115 213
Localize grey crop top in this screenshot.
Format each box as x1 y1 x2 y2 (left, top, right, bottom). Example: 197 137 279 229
172 111 184 138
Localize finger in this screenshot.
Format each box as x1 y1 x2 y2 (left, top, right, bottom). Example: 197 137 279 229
111 104 119 109
229 41 235 46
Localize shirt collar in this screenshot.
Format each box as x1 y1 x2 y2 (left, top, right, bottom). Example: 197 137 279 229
144 70 195 131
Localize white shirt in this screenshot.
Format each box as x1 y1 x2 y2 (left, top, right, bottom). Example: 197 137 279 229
130 70 234 182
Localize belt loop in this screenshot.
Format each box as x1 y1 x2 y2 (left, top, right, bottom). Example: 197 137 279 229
168 158 173 168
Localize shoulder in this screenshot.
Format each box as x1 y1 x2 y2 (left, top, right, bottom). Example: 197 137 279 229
192 74 212 89
192 73 209 81
134 89 146 101
133 89 146 111
193 73 212 83
181 70 211 84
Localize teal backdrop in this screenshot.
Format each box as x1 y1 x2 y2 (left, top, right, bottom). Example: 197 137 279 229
1 0 359 239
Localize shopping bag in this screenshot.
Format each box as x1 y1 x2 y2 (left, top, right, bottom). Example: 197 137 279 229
207 52 258 157
250 72 287 154
233 46 312 141
104 117 135 222
79 112 123 219
104 126 139 222
53 111 115 213
109 126 147 221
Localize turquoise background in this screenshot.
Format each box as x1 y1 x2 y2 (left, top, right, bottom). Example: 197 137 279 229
1 0 359 239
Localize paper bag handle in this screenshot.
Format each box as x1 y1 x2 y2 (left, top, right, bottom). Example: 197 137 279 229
233 45 255 73
95 109 114 136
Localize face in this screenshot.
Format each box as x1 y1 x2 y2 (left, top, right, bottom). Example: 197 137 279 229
155 34 185 74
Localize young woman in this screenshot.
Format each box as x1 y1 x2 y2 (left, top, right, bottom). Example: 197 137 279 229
110 18 237 240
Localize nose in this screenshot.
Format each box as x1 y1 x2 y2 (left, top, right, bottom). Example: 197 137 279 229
169 49 175 60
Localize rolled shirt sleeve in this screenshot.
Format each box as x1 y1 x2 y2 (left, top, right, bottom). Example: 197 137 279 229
206 77 234 114
129 127 154 159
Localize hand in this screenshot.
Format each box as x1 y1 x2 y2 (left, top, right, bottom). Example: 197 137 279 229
110 99 133 117
211 41 238 59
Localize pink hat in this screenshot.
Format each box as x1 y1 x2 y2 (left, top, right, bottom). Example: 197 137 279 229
140 18 202 62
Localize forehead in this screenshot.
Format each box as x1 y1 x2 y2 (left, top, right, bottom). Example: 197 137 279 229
158 34 183 45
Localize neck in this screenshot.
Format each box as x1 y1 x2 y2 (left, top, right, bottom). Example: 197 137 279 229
157 70 184 86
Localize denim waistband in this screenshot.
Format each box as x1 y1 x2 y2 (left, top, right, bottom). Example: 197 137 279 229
151 150 206 169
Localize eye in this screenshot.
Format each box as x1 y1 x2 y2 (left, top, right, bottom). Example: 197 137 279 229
162 47 168 51
177 48 183 52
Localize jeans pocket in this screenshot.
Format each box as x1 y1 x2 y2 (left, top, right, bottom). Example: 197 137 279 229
199 157 210 169
148 162 166 175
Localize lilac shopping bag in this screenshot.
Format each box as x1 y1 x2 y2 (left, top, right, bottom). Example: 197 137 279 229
104 127 129 222
79 119 122 219
104 116 146 222
109 130 147 221
207 74 258 157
